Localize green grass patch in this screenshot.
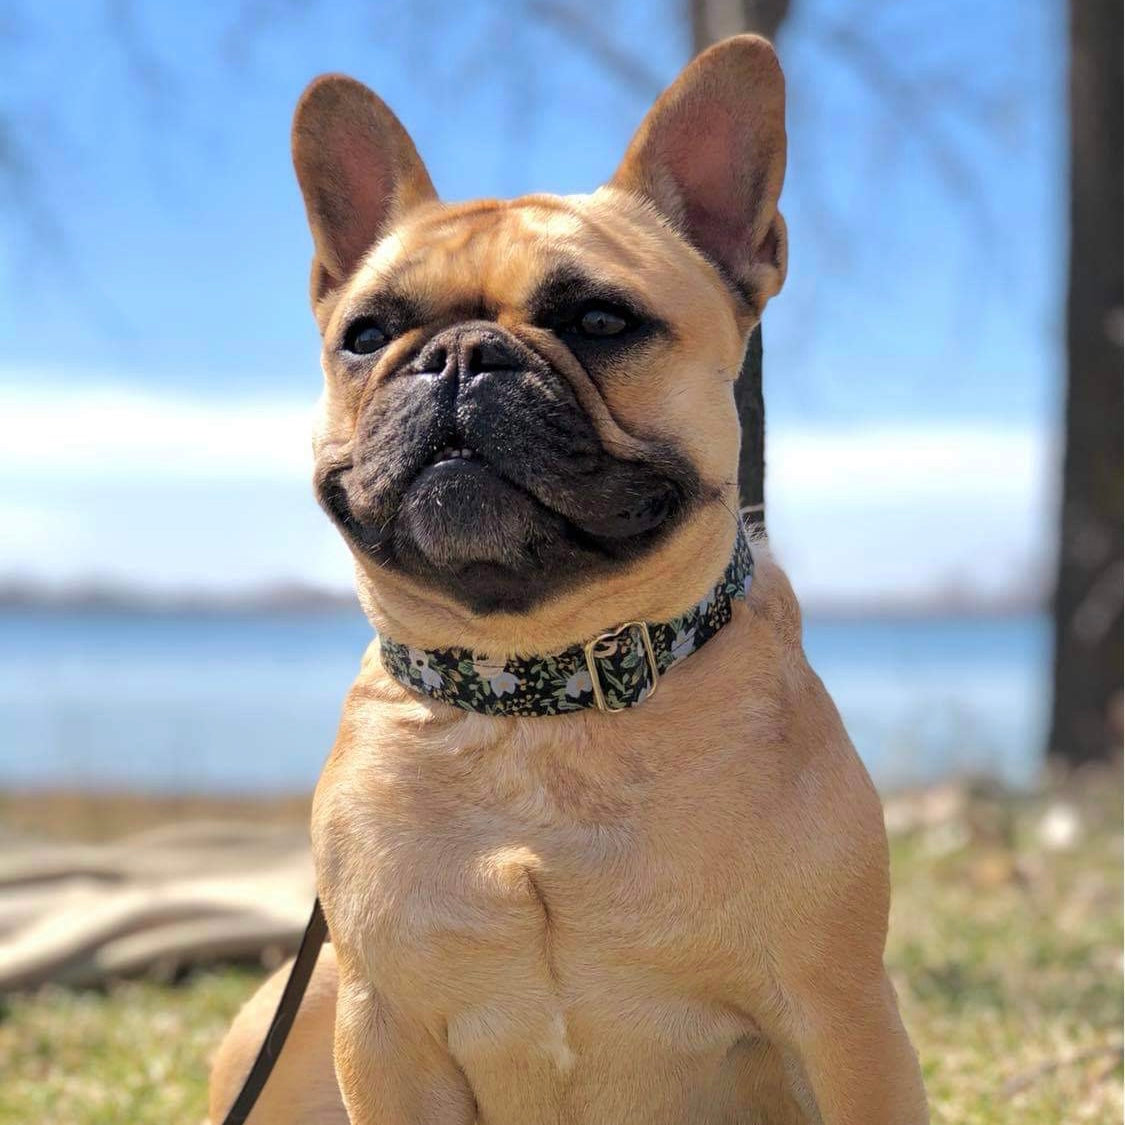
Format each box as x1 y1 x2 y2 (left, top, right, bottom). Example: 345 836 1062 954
0 970 256 1125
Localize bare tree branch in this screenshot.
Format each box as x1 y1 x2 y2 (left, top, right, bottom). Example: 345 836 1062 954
814 21 996 251
103 0 176 106
526 0 667 100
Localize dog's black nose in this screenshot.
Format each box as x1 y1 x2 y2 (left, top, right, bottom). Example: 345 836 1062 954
414 323 525 380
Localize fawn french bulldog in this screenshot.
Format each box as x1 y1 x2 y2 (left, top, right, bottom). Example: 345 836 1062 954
211 34 928 1125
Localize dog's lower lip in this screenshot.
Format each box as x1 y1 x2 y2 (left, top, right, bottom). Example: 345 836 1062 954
412 455 493 487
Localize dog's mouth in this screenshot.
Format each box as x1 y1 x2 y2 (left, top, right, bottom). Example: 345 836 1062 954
319 444 686 614
428 445 480 466
409 438 510 495
403 431 678 547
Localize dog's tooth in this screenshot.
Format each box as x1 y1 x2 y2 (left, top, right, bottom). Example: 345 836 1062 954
431 444 476 463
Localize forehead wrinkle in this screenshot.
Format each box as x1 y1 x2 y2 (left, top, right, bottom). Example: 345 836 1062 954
509 197 657 286
359 193 669 320
479 202 638 309
396 206 552 316
406 200 506 245
358 211 498 314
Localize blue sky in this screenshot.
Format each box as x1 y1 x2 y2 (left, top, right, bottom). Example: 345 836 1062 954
0 0 1066 601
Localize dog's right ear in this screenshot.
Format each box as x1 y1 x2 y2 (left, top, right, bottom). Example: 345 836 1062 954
292 75 437 309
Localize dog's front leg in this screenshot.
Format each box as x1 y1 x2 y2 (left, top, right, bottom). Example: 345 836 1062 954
784 971 929 1125
334 968 476 1125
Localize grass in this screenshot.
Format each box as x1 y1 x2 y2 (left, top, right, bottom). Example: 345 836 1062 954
886 772 1122 1122
0 970 256 1125
0 773 1120 1124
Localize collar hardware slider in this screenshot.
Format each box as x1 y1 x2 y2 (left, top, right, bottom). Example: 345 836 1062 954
583 620 659 713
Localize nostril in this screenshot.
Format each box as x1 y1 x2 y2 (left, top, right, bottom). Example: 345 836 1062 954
416 325 524 379
416 344 448 375
465 337 517 375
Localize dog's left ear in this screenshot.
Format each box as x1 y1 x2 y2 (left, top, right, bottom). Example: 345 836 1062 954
292 74 437 308
611 35 787 318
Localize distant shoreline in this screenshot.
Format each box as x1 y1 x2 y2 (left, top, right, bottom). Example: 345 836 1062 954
0 583 1046 622
0 584 361 615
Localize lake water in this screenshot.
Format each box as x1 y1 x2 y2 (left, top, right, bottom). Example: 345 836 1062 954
0 610 1049 794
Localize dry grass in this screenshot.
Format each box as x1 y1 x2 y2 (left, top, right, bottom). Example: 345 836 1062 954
0 773 1120 1124
0 790 312 844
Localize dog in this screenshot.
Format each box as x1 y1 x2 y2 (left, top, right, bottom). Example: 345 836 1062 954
210 34 928 1125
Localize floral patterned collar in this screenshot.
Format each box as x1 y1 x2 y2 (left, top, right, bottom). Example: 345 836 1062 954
378 523 754 717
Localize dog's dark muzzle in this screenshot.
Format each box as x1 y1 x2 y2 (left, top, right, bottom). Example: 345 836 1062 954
316 321 695 612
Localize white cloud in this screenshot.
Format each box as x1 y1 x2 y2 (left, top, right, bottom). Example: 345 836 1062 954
0 384 316 481
0 384 1056 601
769 425 1049 502
766 423 1058 601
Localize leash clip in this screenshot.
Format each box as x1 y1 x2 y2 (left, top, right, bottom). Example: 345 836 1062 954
583 620 659 713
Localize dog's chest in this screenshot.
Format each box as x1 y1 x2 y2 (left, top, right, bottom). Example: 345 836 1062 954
322 770 765 1077
314 699 788 1122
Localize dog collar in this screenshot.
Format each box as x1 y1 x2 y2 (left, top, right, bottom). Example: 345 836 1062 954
379 523 754 716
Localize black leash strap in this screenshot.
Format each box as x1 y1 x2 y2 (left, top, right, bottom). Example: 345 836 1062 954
221 897 329 1125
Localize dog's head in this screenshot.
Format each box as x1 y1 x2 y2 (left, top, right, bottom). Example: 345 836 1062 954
292 36 786 652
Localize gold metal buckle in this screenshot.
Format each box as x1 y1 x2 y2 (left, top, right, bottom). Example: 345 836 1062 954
582 620 659 713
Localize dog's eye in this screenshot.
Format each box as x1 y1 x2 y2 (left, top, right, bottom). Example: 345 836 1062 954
343 319 389 355
577 306 631 338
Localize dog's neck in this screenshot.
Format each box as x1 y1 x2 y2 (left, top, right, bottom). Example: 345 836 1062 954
354 502 744 654
372 521 754 717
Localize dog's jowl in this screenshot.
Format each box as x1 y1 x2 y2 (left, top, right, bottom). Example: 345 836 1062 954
210 35 929 1125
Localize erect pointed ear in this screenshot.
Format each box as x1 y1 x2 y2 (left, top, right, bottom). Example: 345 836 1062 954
611 35 787 318
292 75 437 307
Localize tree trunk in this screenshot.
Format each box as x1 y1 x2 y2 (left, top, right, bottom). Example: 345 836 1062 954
690 0 791 523
1048 0 1123 767
691 0 790 51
